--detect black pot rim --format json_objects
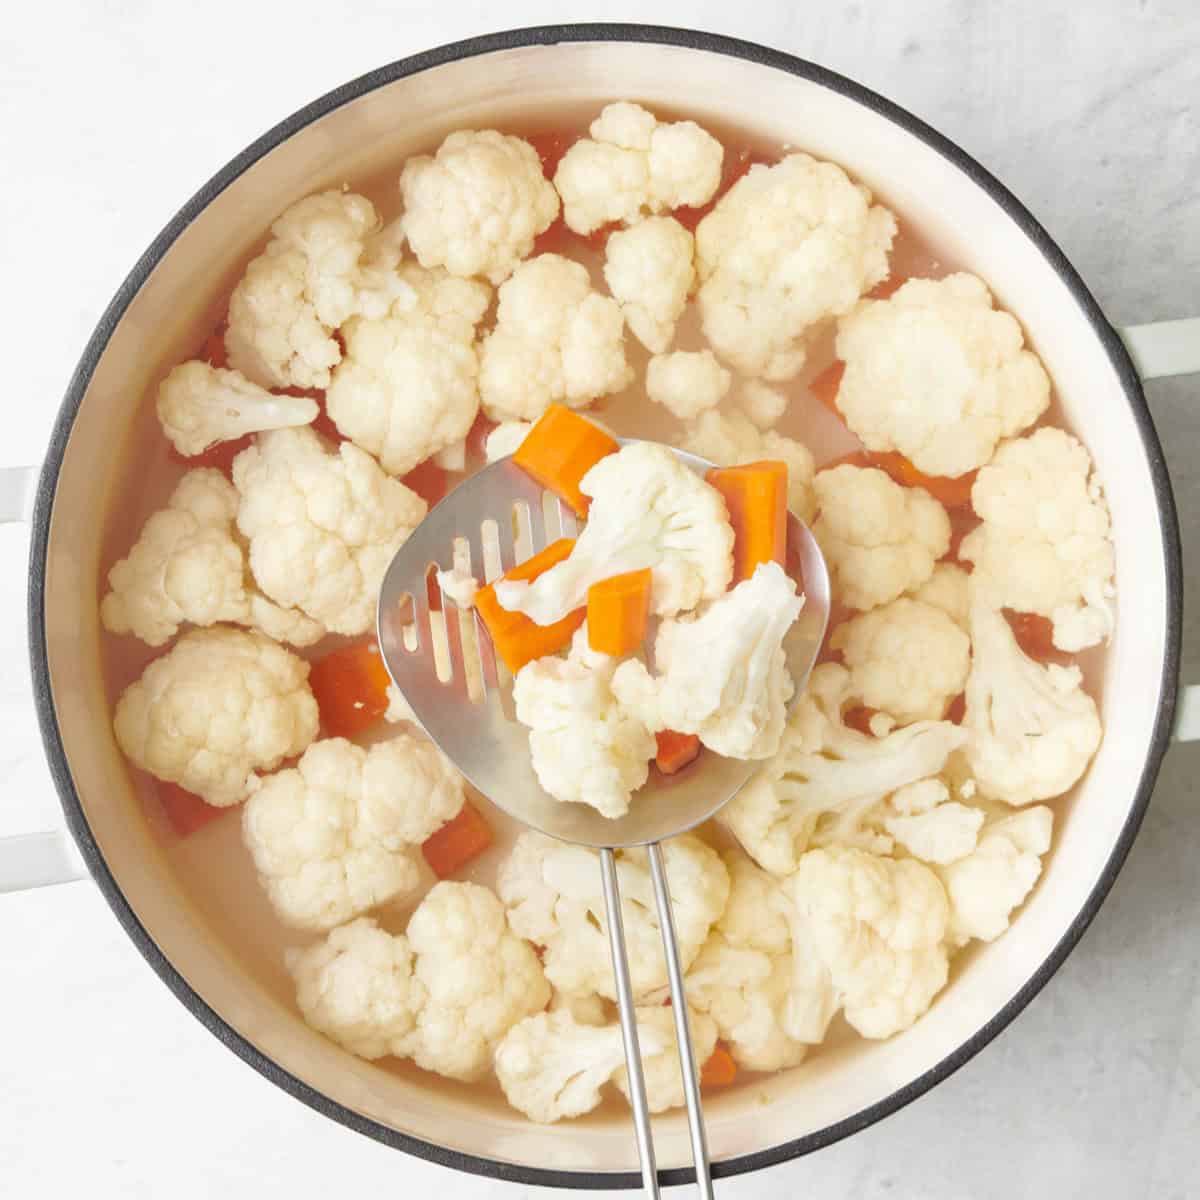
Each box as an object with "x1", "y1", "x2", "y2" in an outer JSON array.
[{"x1": 28, "y1": 22, "x2": 1183, "y2": 1191}]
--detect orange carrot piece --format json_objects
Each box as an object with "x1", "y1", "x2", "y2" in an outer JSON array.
[
  {"x1": 587, "y1": 569, "x2": 652, "y2": 657},
  {"x1": 422, "y1": 800, "x2": 494, "y2": 879},
  {"x1": 843, "y1": 705, "x2": 881, "y2": 737},
  {"x1": 810, "y1": 361, "x2": 846, "y2": 417},
  {"x1": 655, "y1": 730, "x2": 701, "y2": 775},
  {"x1": 401, "y1": 459, "x2": 449, "y2": 507},
  {"x1": 309, "y1": 639, "x2": 393, "y2": 738},
  {"x1": 475, "y1": 538, "x2": 587, "y2": 673},
  {"x1": 700, "y1": 1045, "x2": 738, "y2": 1089},
  {"x1": 512, "y1": 404, "x2": 619, "y2": 517},
  {"x1": 1003, "y1": 610, "x2": 1071, "y2": 665},
  {"x1": 159, "y1": 781, "x2": 227, "y2": 837},
  {"x1": 868, "y1": 451, "x2": 977, "y2": 510},
  {"x1": 706, "y1": 461, "x2": 789, "y2": 584},
  {"x1": 945, "y1": 693, "x2": 966, "y2": 725}
]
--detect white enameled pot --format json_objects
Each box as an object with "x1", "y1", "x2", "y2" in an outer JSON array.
[{"x1": 3, "y1": 25, "x2": 1198, "y2": 1190}]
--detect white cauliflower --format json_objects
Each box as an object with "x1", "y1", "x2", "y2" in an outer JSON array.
[
  {"x1": 814, "y1": 464, "x2": 950, "y2": 610},
  {"x1": 961, "y1": 428, "x2": 1115, "y2": 651},
  {"x1": 833, "y1": 274, "x2": 1051, "y2": 477},
  {"x1": 155, "y1": 360, "x2": 317, "y2": 456},
  {"x1": 326, "y1": 263, "x2": 491, "y2": 475},
  {"x1": 498, "y1": 831, "x2": 729, "y2": 1001},
  {"x1": 225, "y1": 191, "x2": 406, "y2": 389},
  {"x1": 495, "y1": 442, "x2": 733, "y2": 625},
  {"x1": 287, "y1": 917, "x2": 425, "y2": 1060},
  {"x1": 113, "y1": 627, "x2": 319, "y2": 807},
  {"x1": 435, "y1": 564, "x2": 478, "y2": 609},
  {"x1": 682, "y1": 409, "x2": 816, "y2": 523},
  {"x1": 937, "y1": 806, "x2": 1054, "y2": 943},
  {"x1": 602, "y1": 216, "x2": 695, "y2": 353},
  {"x1": 832, "y1": 597, "x2": 970, "y2": 722},
  {"x1": 695, "y1": 154, "x2": 896, "y2": 380},
  {"x1": 910, "y1": 562, "x2": 971, "y2": 629},
  {"x1": 405, "y1": 881, "x2": 550, "y2": 1081},
  {"x1": 737, "y1": 380, "x2": 789, "y2": 430},
  {"x1": 611, "y1": 560, "x2": 803, "y2": 760},
  {"x1": 962, "y1": 596, "x2": 1102, "y2": 806},
  {"x1": 613, "y1": 1005, "x2": 719, "y2": 1114},
  {"x1": 883, "y1": 801, "x2": 984, "y2": 866},
  {"x1": 101, "y1": 469, "x2": 323, "y2": 647},
  {"x1": 646, "y1": 349, "x2": 731, "y2": 420},
  {"x1": 478, "y1": 254, "x2": 633, "y2": 421},
  {"x1": 399, "y1": 129, "x2": 559, "y2": 284},
  {"x1": 513, "y1": 638, "x2": 654, "y2": 819},
  {"x1": 484, "y1": 420, "x2": 533, "y2": 462},
  {"x1": 243, "y1": 734, "x2": 464, "y2": 930},
  {"x1": 721, "y1": 663, "x2": 966, "y2": 875},
  {"x1": 232, "y1": 427, "x2": 426, "y2": 635},
  {"x1": 554, "y1": 102, "x2": 723, "y2": 235},
  {"x1": 783, "y1": 845, "x2": 950, "y2": 1039}
]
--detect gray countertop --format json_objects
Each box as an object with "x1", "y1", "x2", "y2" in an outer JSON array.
[{"x1": 1, "y1": 1, "x2": 1196, "y2": 1196}]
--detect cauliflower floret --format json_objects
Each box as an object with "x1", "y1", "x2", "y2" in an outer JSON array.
[
  {"x1": 611, "y1": 560, "x2": 803, "y2": 760},
  {"x1": 479, "y1": 254, "x2": 633, "y2": 421},
  {"x1": 963, "y1": 595, "x2": 1102, "y2": 806},
  {"x1": 721, "y1": 663, "x2": 966, "y2": 875},
  {"x1": 961, "y1": 428, "x2": 1115, "y2": 650},
  {"x1": 225, "y1": 191, "x2": 406, "y2": 389},
  {"x1": 737, "y1": 380, "x2": 789, "y2": 430},
  {"x1": 435, "y1": 564, "x2": 478, "y2": 609},
  {"x1": 155, "y1": 360, "x2": 318, "y2": 457},
  {"x1": 326, "y1": 263, "x2": 491, "y2": 475},
  {"x1": 405, "y1": 881, "x2": 550, "y2": 1081},
  {"x1": 484, "y1": 420, "x2": 533, "y2": 462},
  {"x1": 613, "y1": 1005, "x2": 719, "y2": 1114},
  {"x1": 498, "y1": 831, "x2": 729, "y2": 1001},
  {"x1": 513, "y1": 645, "x2": 655, "y2": 820},
  {"x1": 232, "y1": 427, "x2": 426, "y2": 635},
  {"x1": 889, "y1": 777, "x2": 950, "y2": 815},
  {"x1": 603, "y1": 216, "x2": 695, "y2": 353},
  {"x1": 832, "y1": 597, "x2": 970, "y2": 722},
  {"x1": 113, "y1": 627, "x2": 318, "y2": 807},
  {"x1": 399, "y1": 130, "x2": 559, "y2": 285},
  {"x1": 554, "y1": 102, "x2": 723, "y2": 235},
  {"x1": 682, "y1": 409, "x2": 816, "y2": 523},
  {"x1": 814, "y1": 464, "x2": 950, "y2": 610},
  {"x1": 286, "y1": 917, "x2": 425, "y2": 1060},
  {"x1": 833, "y1": 274, "x2": 1051, "y2": 477},
  {"x1": 783, "y1": 845, "x2": 950, "y2": 1039},
  {"x1": 495, "y1": 442, "x2": 733, "y2": 625},
  {"x1": 695, "y1": 154, "x2": 896, "y2": 380},
  {"x1": 937, "y1": 806, "x2": 1054, "y2": 944},
  {"x1": 909, "y1": 562, "x2": 970, "y2": 629},
  {"x1": 101, "y1": 469, "x2": 323, "y2": 647},
  {"x1": 646, "y1": 349, "x2": 731, "y2": 420},
  {"x1": 243, "y1": 734, "x2": 464, "y2": 930},
  {"x1": 883, "y1": 801, "x2": 984, "y2": 866},
  {"x1": 549, "y1": 989, "x2": 611, "y2": 1026}
]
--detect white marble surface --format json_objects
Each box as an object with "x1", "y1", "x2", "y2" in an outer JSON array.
[{"x1": 2, "y1": 1, "x2": 1198, "y2": 1196}]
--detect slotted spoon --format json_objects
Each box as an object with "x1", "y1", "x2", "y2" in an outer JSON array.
[{"x1": 377, "y1": 442, "x2": 830, "y2": 1198}]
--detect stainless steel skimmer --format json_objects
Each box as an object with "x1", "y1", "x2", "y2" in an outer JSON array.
[{"x1": 377, "y1": 442, "x2": 831, "y2": 1197}]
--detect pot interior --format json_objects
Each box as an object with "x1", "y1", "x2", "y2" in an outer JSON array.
[{"x1": 40, "y1": 36, "x2": 1172, "y2": 1178}]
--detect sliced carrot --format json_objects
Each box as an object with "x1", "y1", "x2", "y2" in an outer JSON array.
[
  {"x1": 159, "y1": 781, "x2": 227, "y2": 837},
  {"x1": 512, "y1": 404, "x2": 619, "y2": 517},
  {"x1": 422, "y1": 800, "x2": 494, "y2": 879},
  {"x1": 843, "y1": 705, "x2": 881, "y2": 737},
  {"x1": 866, "y1": 274, "x2": 909, "y2": 301},
  {"x1": 401, "y1": 458, "x2": 449, "y2": 507},
  {"x1": 945, "y1": 693, "x2": 966, "y2": 725},
  {"x1": 309, "y1": 639, "x2": 393, "y2": 738},
  {"x1": 1003, "y1": 610, "x2": 1072, "y2": 665},
  {"x1": 475, "y1": 538, "x2": 587, "y2": 673},
  {"x1": 810, "y1": 361, "x2": 846, "y2": 417},
  {"x1": 706, "y1": 461, "x2": 788, "y2": 584},
  {"x1": 587, "y1": 569, "x2": 652, "y2": 657},
  {"x1": 869, "y1": 451, "x2": 977, "y2": 510},
  {"x1": 655, "y1": 730, "x2": 701, "y2": 775},
  {"x1": 700, "y1": 1045, "x2": 738, "y2": 1089}
]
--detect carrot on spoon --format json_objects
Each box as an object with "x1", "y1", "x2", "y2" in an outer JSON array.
[
  {"x1": 587, "y1": 569, "x2": 652, "y2": 657},
  {"x1": 422, "y1": 800, "x2": 494, "y2": 879},
  {"x1": 655, "y1": 730, "x2": 701, "y2": 775},
  {"x1": 309, "y1": 639, "x2": 394, "y2": 737},
  {"x1": 706, "y1": 460, "x2": 788, "y2": 584},
  {"x1": 512, "y1": 404, "x2": 619, "y2": 517}
]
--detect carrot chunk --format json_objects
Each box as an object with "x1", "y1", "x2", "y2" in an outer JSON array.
[
  {"x1": 810, "y1": 361, "x2": 846, "y2": 417},
  {"x1": 401, "y1": 458, "x2": 449, "y2": 507},
  {"x1": 512, "y1": 404, "x2": 619, "y2": 517},
  {"x1": 655, "y1": 730, "x2": 701, "y2": 775},
  {"x1": 700, "y1": 1044, "x2": 738, "y2": 1089},
  {"x1": 1003, "y1": 610, "x2": 1071, "y2": 664},
  {"x1": 945, "y1": 693, "x2": 966, "y2": 725},
  {"x1": 422, "y1": 800, "x2": 494, "y2": 879},
  {"x1": 706, "y1": 461, "x2": 788, "y2": 584},
  {"x1": 159, "y1": 782, "x2": 227, "y2": 837},
  {"x1": 587, "y1": 569, "x2": 652, "y2": 657},
  {"x1": 309, "y1": 639, "x2": 393, "y2": 738},
  {"x1": 475, "y1": 538, "x2": 587, "y2": 673},
  {"x1": 868, "y1": 451, "x2": 977, "y2": 510}
]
